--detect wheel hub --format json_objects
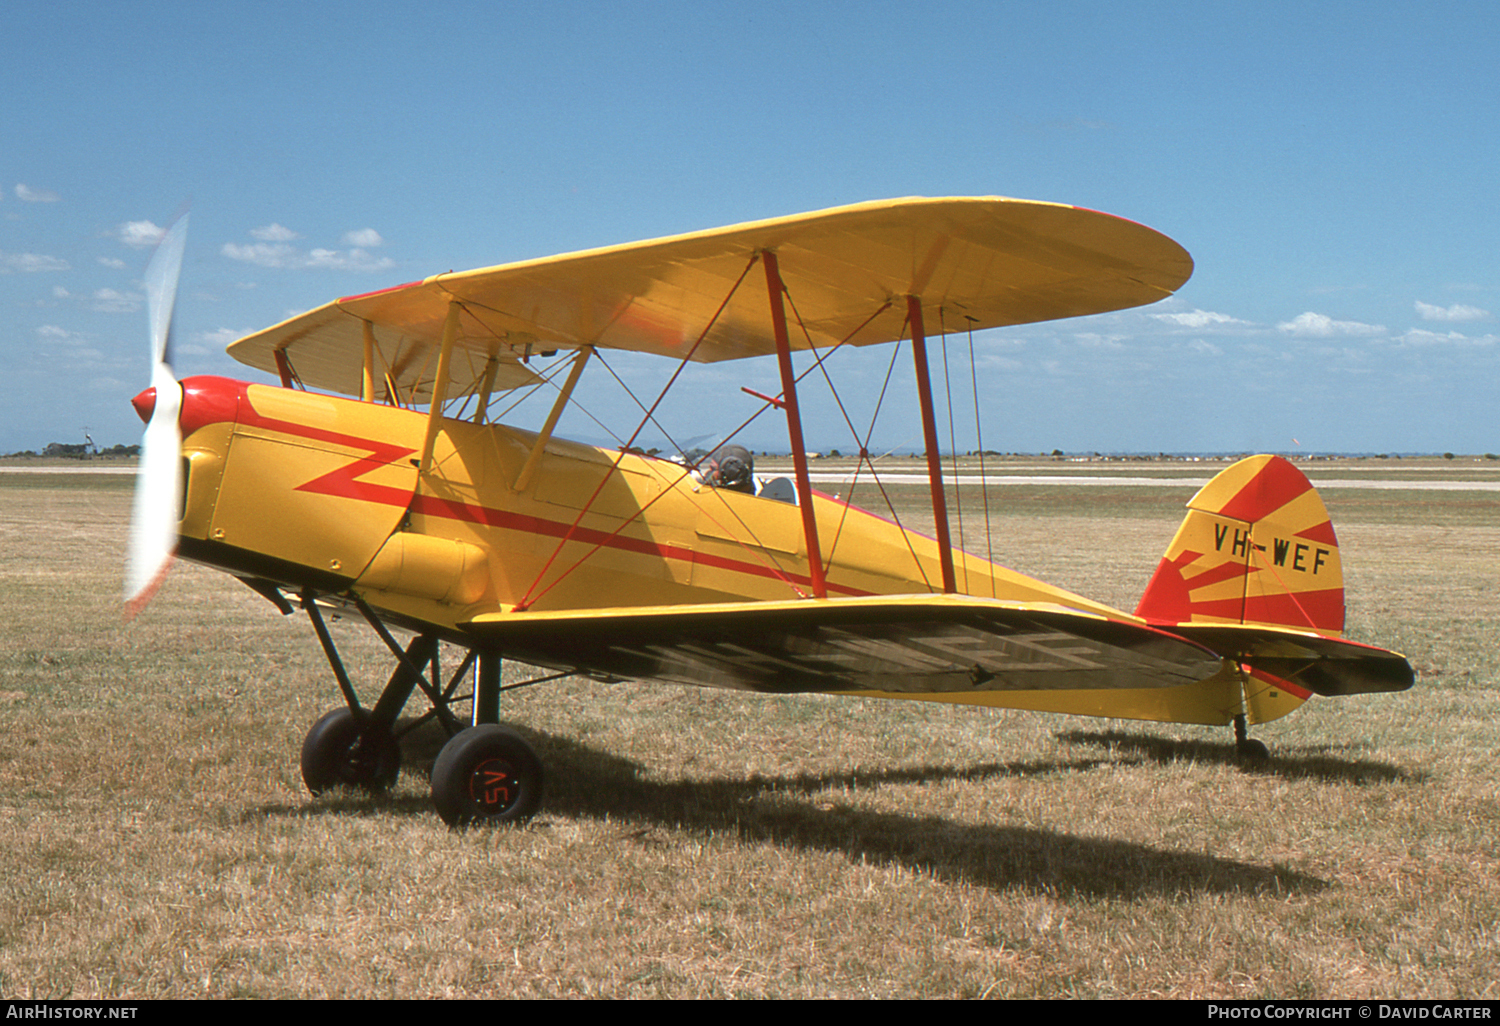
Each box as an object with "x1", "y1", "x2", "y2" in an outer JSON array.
[{"x1": 469, "y1": 757, "x2": 521, "y2": 813}]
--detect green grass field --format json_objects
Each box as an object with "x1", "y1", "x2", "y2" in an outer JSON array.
[{"x1": 1, "y1": 466, "x2": 1496, "y2": 998}]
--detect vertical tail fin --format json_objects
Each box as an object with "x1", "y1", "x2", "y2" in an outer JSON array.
[{"x1": 1136, "y1": 455, "x2": 1344, "y2": 634}]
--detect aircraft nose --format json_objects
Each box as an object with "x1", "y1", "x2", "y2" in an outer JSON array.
[{"x1": 131, "y1": 386, "x2": 157, "y2": 424}]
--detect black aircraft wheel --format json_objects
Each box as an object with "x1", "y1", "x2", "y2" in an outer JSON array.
[
  {"x1": 430, "y1": 725, "x2": 544, "y2": 827},
  {"x1": 300, "y1": 708, "x2": 402, "y2": 795}
]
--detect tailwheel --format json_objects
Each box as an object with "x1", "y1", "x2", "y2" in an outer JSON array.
[
  {"x1": 1233, "y1": 713, "x2": 1271, "y2": 766},
  {"x1": 430, "y1": 725, "x2": 544, "y2": 827},
  {"x1": 301, "y1": 708, "x2": 402, "y2": 795}
]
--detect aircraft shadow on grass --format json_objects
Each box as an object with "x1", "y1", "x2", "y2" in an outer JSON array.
[
  {"x1": 255, "y1": 721, "x2": 1332, "y2": 900},
  {"x1": 1057, "y1": 729, "x2": 1420, "y2": 785}
]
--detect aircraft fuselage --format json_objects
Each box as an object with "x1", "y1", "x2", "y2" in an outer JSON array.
[
  {"x1": 170, "y1": 375, "x2": 1115, "y2": 627},
  {"x1": 157, "y1": 375, "x2": 1285, "y2": 727}
]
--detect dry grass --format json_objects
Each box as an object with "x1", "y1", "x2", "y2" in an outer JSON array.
[{"x1": 1, "y1": 466, "x2": 1497, "y2": 998}]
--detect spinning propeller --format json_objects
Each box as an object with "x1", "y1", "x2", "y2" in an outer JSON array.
[{"x1": 124, "y1": 214, "x2": 188, "y2": 619}]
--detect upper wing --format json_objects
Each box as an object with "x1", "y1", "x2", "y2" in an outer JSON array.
[
  {"x1": 462, "y1": 593, "x2": 1222, "y2": 696},
  {"x1": 226, "y1": 196, "x2": 1192, "y2": 400},
  {"x1": 221, "y1": 297, "x2": 546, "y2": 405}
]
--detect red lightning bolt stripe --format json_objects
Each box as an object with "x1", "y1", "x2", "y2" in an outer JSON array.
[{"x1": 180, "y1": 377, "x2": 865, "y2": 596}]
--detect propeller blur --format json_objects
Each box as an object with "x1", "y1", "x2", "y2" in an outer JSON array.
[{"x1": 124, "y1": 214, "x2": 188, "y2": 619}]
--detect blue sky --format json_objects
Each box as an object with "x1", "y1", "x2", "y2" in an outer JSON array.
[{"x1": 4, "y1": 1, "x2": 1496, "y2": 455}]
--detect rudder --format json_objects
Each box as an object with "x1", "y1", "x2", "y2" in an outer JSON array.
[{"x1": 1136, "y1": 455, "x2": 1344, "y2": 634}]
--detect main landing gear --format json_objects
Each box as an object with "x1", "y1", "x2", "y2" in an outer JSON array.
[
  {"x1": 300, "y1": 707, "x2": 401, "y2": 794},
  {"x1": 293, "y1": 590, "x2": 548, "y2": 826}
]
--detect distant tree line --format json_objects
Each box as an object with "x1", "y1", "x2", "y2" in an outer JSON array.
[{"x1": 3, "y1": 443, "x2": 140, "y2": 459}]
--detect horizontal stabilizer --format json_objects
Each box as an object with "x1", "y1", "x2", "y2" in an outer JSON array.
[
  {"x1": 463, "y1": 594, "x2": 1222, "y2": 697},
  {"x1": 1162, "y1": 623, "x2": 1414, "y2": 696}
]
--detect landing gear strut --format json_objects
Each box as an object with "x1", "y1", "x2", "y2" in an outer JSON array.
[{"x1": 293, "y1": 590, "x2": 546, "y2": 825}]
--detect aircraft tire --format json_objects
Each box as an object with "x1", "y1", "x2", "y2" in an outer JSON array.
[
  {"x1": 431, "y1": 725, "x2": 544, "y2": 827},
  {"x1": 300, "y1": 707, "x2": 402, "y2": 795}
]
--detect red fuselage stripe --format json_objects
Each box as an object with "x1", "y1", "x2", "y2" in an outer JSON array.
[
  {"x1": 182, "y1": 376, "x2": 870, "y2": 598},
  {"x1": 410, "y1": 492, "x2": 867, "y2": 596}
]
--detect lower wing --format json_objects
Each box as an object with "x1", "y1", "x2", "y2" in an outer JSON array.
[{"x1": 463, "y1": 594, "x2": 1224, "y2": 696}]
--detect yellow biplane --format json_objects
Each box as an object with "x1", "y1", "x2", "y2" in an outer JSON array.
[{"x1": 126, "y1": 197, "x2": 1413, "y2": 826}]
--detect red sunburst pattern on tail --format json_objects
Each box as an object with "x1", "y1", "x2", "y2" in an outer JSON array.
[{"x1": 1135, "y1": 455, "x2": 1344, "y2": 633}]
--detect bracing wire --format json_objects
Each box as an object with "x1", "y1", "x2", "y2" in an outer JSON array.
[
  {"x1": 967, "y1": 318, "x2": 996, "y2": 594},
  {"x1": 515, "y1": 253, "x2": 760, "y2": 610},
  {"x1": 939, "y1": 311, "x2": 967, "y2": 593},
  {"x1": 779, "y1": 293, "x2": 934, "y2": 591}
]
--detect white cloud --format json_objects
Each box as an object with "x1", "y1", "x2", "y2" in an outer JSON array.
[
  {"x1": 1276, "y1": 311, "x2": 1386, "y2": 337},
  {"x1": 15, "y1": 184, "x2": 60, "y2": 202},
  {"x1": 35, "y1": 327, "x2": 106, "y2": 364},
  {"x1": 974, "y1": 353, "x2": 1024, "y2": 372},
  {"x1": 250, "y1": 223, "x2": 300, "y2": 242},
  {"x1": 97, "y1": 256, "x2": 126, "y2": 269},
  {"x1": 91, "y1": 287, "x2": 140, "y2": 313},
  {"x1": 307, "y1": 247, "x2": 394, "y2": 271},
  {"x1": 1151, "y1": 308, "x2": 1249, "y2": 328},
  {"x1": 1415, "y1": 300, "x2": 1489, "y2": 322},
  {"x1": 222, "y1": 237, "x2": 394, "y2": 272},
  {"x1": 198, "y1": 327, "x2": 246, "y2": 348},
  {"x1": 115, "y1": 220, "x2": 165, "y2": 248},
  {"x1": 342, "y1": 228, "x2": 384, "y2": 247},
  {"x1": 1395, "y1": 328, "x2": 1498, "y2": 349},
  {"x1": 0, "y1": 251, "x2": 69, "y2": 272},
  {"x1": 221, "y1": 241, "x2": 298, "y2": 267}
]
